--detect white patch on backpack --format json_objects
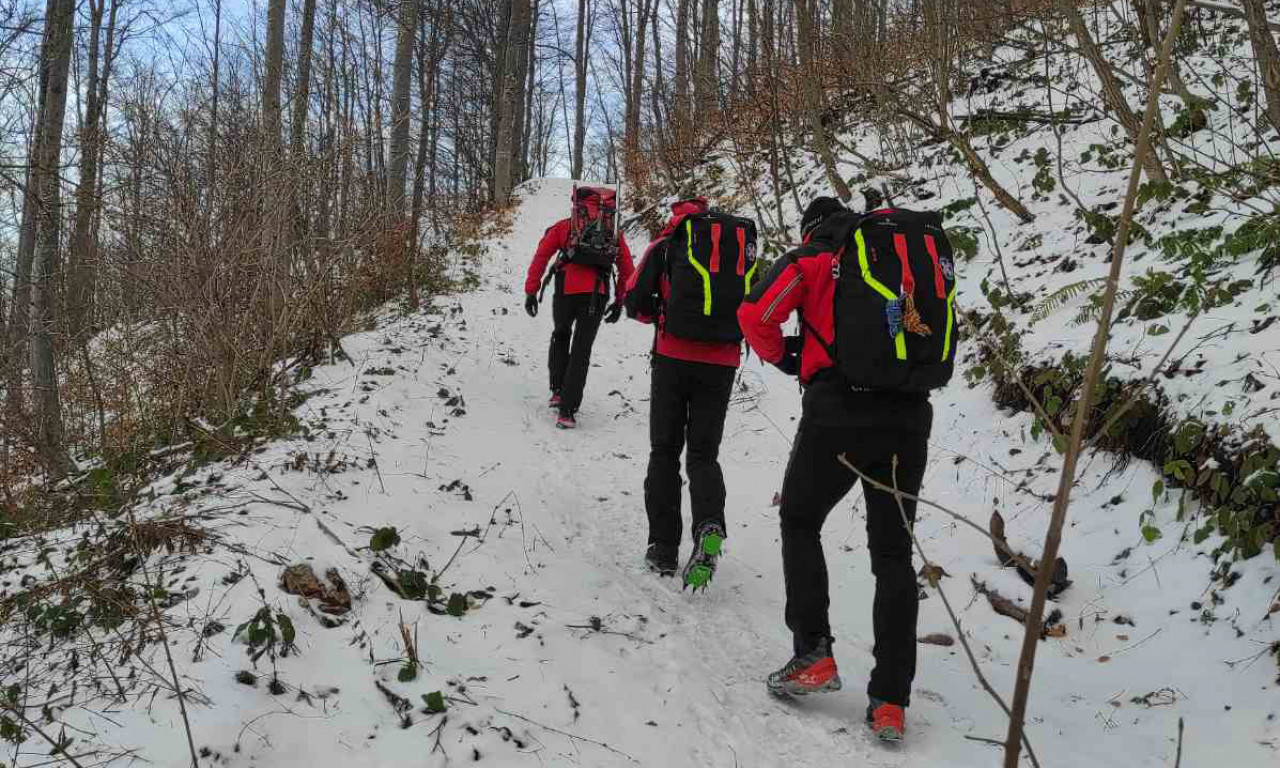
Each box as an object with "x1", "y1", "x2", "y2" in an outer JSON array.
[{"x1": 939, "y1": 256, "x2": 955, "y2": 280}]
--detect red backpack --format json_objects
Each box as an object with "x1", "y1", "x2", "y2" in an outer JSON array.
[{"x1": 567, "y1": 185, "x2": 618, "y2": 268}]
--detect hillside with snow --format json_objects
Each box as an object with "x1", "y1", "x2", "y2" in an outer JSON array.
[{"x1": 2, "y1": 177, "x2": 1275, "y2": 768}]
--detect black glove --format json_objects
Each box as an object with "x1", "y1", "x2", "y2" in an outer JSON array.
[
  {"x1": 524, "y1": 294, "x2": 539, "y2": 318},
  {"x1": 604, "y1": 301, "x2": 623, "y2": 324},
  {"x1": 773, "y1": 351, "x2": 800, "y2": 377}
]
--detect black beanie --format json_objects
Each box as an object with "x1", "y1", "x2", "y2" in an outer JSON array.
[{"x1": 800, "y1": 196, "x2": 847, "y2": 240}]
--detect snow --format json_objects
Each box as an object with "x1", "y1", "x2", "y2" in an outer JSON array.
[
  {"x1": 672, "y1": 7, "x2": 1280, "y2": 446},
  {"x1": 3, "y1": 177, "x2": 1276, "y2": 768}
]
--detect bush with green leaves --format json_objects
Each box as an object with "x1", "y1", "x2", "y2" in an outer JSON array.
[{"x1": 234, "y1": 606, "x2": 298, "y2": 664}]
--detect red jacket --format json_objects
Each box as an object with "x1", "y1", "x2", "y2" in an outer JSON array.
[
  {"x1": 624, "y1": 198, "x2": 741, "y2": 368},
  {"x1": 738, "y1": 213, "x2": 865, "y2": 383},
  {"x1": 524, "y1": 218, "x2": 634, "y2": 300}
]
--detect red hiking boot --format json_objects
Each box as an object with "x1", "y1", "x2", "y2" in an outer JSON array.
[
  {"x1": 548, "y1": 392, "x2": 562, "y2": 409},
  {"x1": 866, "y1": 700, "x2": 906, "y2": 743},
  {"x1": 555, "y1": 412, "x2": 577, "y2": 430},
  {"x1": 766, "y1": 640, "x2": 841, "y2": 697}
]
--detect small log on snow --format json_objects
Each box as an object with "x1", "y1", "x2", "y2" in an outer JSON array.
[
  {"x1": 955, "y1": 108, "x2": 1101, "y2": 126},
  {"x1": 989, "y1": 511, "x2": 1073, "y2": 599},
  {"x1": 971, "y1": 575, "x2": 1066, "y2": 639}
]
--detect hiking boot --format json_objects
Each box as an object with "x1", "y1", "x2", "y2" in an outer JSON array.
[
  {"x1": 555, "y1": 411, "x2": 577, "y2": 429},
  {"x1": 766, "y1": 639, "x2": 841, "y2": 697},
  {"x1": 866, "y1": 699, "x2": 906, "y2": 743},
  {"x1": 683, "y1": 522, "x2": 725, "y2": 592},
  {"x1": 645, "y1": 544, "x2": 678, "y2": 577},
  {"x1": 548, "y1": 391, "x2": 562, "y2": 409}
]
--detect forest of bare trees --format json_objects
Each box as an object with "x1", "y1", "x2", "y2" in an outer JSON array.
[{"x1": 2, "y1": 0, "x2": 1278, "y2": 499}]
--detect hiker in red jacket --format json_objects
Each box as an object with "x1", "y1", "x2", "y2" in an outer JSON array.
[
  {"x1": 624, "y1": 197, "x2": 759, "y2": 589},
  {"x1": 737, "y1": 196, "x2": 938, "y2": 743},
  {"x1": 524, "y1": 188, "x2": 634, "y2": 429}
]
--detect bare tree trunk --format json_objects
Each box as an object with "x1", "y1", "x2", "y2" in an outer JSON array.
[
  {"x1": 264, "y1": 0, "x2": 286, "y2": 142},
  {"x1": 411, "y1": 5, "x2": 454, "y2": 307},
  {"x1": 31, "y1": 0, "x2": 76, "y2": 477},
  {"x1": 832, "y1": 0, "x2": 855, "y2": 72},
  {"x1": 627, "y1": 0, "x2": 655, "y2": 177},
  {"x1": 1001, "y1": 4, "x2": 1189, "y2": 766},
  {"x1": 674, "y1": 0, "x2": 691, "y2": 109},
  {"x1": 1136, "y1": 0, "x2": 1194, "y2": 104},
  {"x1": 388, "y1": 0, "x2": 418, "y2": 212},
  {"x1": 7, "y1": 1, "x2": 54, "y2": 425},
  {"x1": 793, "y1": 0, "x2": 851, "y2": 200},
  {"x1": 291, "y1": 0, "x2": 318, "y2": 157},
  {"x1": 511, "y1": 0, "x2": 536, "y2": 188},
  {"x1": 494, "y1": 0, "x2": 531, "y2": 205},
  {"x1": 519, "y1": 0, "x2": 540, "y2": 181},
  {"x1": 695, "y1": 0, "x2": 720, "y2": 115},
  {"x1": 1242, "y1": 0, "x2": 1280, "y2": 134},
  {"x1": 1063, "y1": 2, "x2": 1167, "y2": 184},
  {"x1": 68, "y1": 0, "x2": 119, "y2": 340},
  {"x1": 205, "y1": 0, "x2": 222, "y2": 241},
  {"x1": 571, "y1": 0, "x2": 590, "y2": 179}
]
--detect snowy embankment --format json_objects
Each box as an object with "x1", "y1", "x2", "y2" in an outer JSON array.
[{"x1": 2, "y1": 178, "x2": 1276, "y2": 768}]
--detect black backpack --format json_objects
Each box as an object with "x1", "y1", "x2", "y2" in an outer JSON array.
[
  {"x1": 663, "y1": 212, "x2": 759, "y2": 344},
  {"x1": 804, "y1": 208, "x2": 959, "y2": 392}
]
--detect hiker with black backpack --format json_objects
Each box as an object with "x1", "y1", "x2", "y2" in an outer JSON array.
[
  {"x1": 524, "y1": 186, "x2": 634, "y2": 429},
  {"x1": 737, "y1": 192, "x2": 959, "y2": 744},
  {"x1": 623, "y1": 197, "x2": 759, "y2": 590}
]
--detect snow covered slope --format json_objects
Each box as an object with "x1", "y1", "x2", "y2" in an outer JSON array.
[{"x1": 3, "y1": 178, "x2": 1277, "y2": 768}]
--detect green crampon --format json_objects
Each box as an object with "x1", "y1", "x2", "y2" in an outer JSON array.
[{"x1": 683, "y1": 532, "x2": 724, "y2": 591}]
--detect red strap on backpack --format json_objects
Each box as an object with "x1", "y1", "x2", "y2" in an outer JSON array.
[
  {"x1": 924, "y1": 234, "x2": 946, "y2": 299},
  {"x1": 736, "y1": 227, "x2": 747, "y2": 276},
  {"x1": 892, "y1": 233, "x2": 915, "y2": 296},
  {"x1": 710, "y1": 223, "x2": 722, "y2": 273}
]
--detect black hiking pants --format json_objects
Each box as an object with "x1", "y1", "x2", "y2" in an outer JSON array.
[
  {"x1": 645, "y1": 355, "x2": 737, "y2": 548},
  {"x1": 779, "y1": 373, "x2": 932, "y2": 707},
  {"x1": 548, "y1": 288, "x2": 605, "y2": 414}
]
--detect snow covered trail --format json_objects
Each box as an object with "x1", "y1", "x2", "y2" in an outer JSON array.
[
  {"x1": 25, "y1": 178, "x2": 1275, "y2": 768},
  {"x1": 271, "y1": 177, "x2": 1270, "y2": 768}
]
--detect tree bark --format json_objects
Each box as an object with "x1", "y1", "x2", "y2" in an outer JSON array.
[
  {"x1": 31, "y1": 0, "x2": 76, "y2": 477},
  {"x1": 694, "y1": 0, "x2": 720, "y2": 115},
  {"x1": 388, "y1": 0, "x2": 418, "y2": 212},
  {"x1": 1242, "y1": 0, "x2": 1280, "y2": 134},
  {"x1": 494, "y1": 0, "x2": 531, "y2": 205},
  {"x1": 511, "y1": 0, "x2": 536, "y2": 188},
  {"x1": 291, "y1": 0, "x2": 318, "y2": 157},
  {"x1": 793, "y1": 0, "x2": 851, "y2": 201},
  {"x1": 626, "y1": 0, "x2": 655, "y2": 177},
  {"x1": 674, "y1": 0, "x2": 691, "y2": 110},
  {"x1": 264, "y1": 0, "x2": 286, "y2": 143},
  {"x1": 571, "y1": 0, "x2": 590, "y2": 178}
]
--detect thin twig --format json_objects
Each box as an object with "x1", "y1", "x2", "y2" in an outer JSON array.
[
  {"x1": 1106, "y1": 627, "x2": 1163, "y2": 658},
  {"x1": 366, "y1": 432, "x2": 386, "y2": 495},
  {"x1": 837, "y1": 455, "x2": 1040, "y2": 578},
  {"x1": 496, "y1": 708, "x2": 639, "y2": 763},
  {"x1": 0, "y1": 702, "x2": 90, "y2": 768},
  {"x1": 1088, "y1": 309, "x2": 1201, "y2": 448},
  {"x1": 1174, "y1": 717, "x2": 1184, "y2": 768},
  {"x1": 564, "y1": 624, "x2": 653, "y2": 645}
]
